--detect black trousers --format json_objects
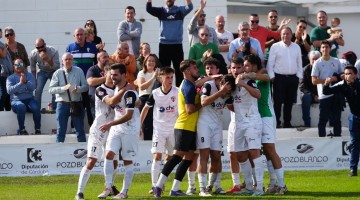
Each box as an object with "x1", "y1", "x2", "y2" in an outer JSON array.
[
  {"x1": 158, "y1": 43, "x2": 184, "y2": 87},
  {"x1": 273, "y1": 73, "x2": 299, "y2": 127}
]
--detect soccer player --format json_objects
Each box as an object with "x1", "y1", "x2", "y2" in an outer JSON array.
[
  {"x1": 196, "y1": 58, "x2": 234, "y2": 196},
  {"x1": 227, "y1": 56, "x2": 264, "y2": 196},
  {"x1": 97, "y1": 64, "x2": 140, "y2": 199},
  {"x1": 75, "y1": 67, "x2": 123, "y2": 200},
  {"x1": 140, "y1": 67, "x2": 179, "y2": 193},
  {"x1": 225, "y1": 58, "x2": 245, "y2": 194},
  {"x1": 243, "y1": 54, "x2": 287, "y2": 195}
]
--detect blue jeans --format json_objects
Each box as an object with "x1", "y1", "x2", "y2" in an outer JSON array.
[
  {"x1": 318, "y1": 96, "x2": 342, "y2": 137},
  {"x1": 349, "y1": 114, "x2": 360, "y2": 171},
  {"x1": 11, "y1": 97, "x2": 41, "y2": 130},
  {"x1": 56, "y1": 102, "x2": 86, "y2": 143},
  {"x1": 301, "y1": 93, "x2": 312, "y2": 127},
  {"x1": 35, "y1": 70, "x2": 56, "y2": 110}
]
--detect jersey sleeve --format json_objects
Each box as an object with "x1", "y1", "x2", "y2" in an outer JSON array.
[
  {"x1": 146, "y1": 93, "x2": 155, "y2": 107},
  {"x1": 247, "y1": 79, "x2": 258, "y2": 89},
  {"x1": 124, "y1": 91, "x2": 137, "y2": 109},
  {"x1": 95, "y1": 86, "x2": 109, "y2": 102},
  {"x1": 200, "y1": 83, "x2": 212, "y2": 96}
]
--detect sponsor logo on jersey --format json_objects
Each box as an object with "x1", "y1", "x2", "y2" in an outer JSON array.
[
  {"x1": 114, "y1": 105, "x2": 124, "y2": 112},
  {"x1": 159, "y1": 105, "x2": 176, "y2": 113},
  {"x1": 234, "y1": 95, "x2": 241, "y2": 103}
]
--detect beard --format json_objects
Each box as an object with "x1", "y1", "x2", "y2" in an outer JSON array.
[{"x1": 166, "y1": 0, "x2": 174, "y2": 7}]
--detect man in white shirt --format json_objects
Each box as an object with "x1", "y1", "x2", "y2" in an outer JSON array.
[
  {"x1": 267, "y1": 27, "x2": 302, "y2": 128},
  {"x1": 215, "y1": 15, "x2": 234, "y2": 65}
]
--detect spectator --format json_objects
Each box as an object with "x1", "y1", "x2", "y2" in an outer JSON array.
[
  {"x1": 4, "y1": 27, "x2": 30, "y2": 67},
  {"x1": 29, "y1": 38, "x2": 60, "y2": 111},
  {"x1": 137, "y1": 54, "x2": 160, "y2": 140},
  {"x1": 187, "y1": 0, "x2": 218, "y2": 47},
  {"x1": 310, "y1": 10, "x2": 344, "y2": 58},
  {"x1": 311, "y1": 40, "x2": 343, "y2": 137},
  {"x1": 86, "y1": 51, "x2": 110, "y2": 120},
  {"x1": 6, "y1": 58, "x2": 41, "y2": 135},
  {"x1": 136, "y1": 42, "x2": 151, "y2": 73},
  {"x1": 146, "y1": 0, "x2": 193, "y2": 87},
  {"x1": 355, "y1": 59, "x2": 360, "y2": 78},
  {"x1": 84, "y1": 19, "x2": 103, "y2": 45},
  {"x1": 188, "y1": 27, "x2": 219, "y2": 76},
  {"x1": 228, "y1": 21, "x2": 263, "y2": 62},
  {"x1": 117, "y1": 6, "x2": 142, "y2": 58},
  {"x1": 264, "y1": 10, "x2": 280, "y2": 66},
  {"x1": 292, "y1": 20, "x2": 311, "y2": 67},
  {"x1": 248, "y1": 14, "x2": 290, "y2": 54},
  {"x1": 49, "y1": 53, "x2": 89, "y2": 143},
  {"x1": 109, "y1": 42, "x2": 137, "y2": 85},
  {"x1": 323, "y1": 65, "x2": 360, "y2": 177},
  {"x1": 267, "y1": 27, "x2": 302, "y2": 128},
  {"x1": 214, "y1": 15, "x2": 234, "y2": 65},
  {"x1": 66, "y1": 28, "x2": 97, "y2": 126},
  {"x1": 340, "y1": 51, "x2": 357, "y2": 69},
  {"x1": 84, "y1": 27, "x2": 104, "y2": 52},
  {"x1": 0, "y1": 27, "x2": 13, "y2": 111},
  {"x1": 300, "y1": 50, "x2": 321, "y2": 127}
]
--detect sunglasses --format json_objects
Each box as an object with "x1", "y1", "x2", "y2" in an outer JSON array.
[
  {"x1": 5, "y1": 33, "x2": 14, "y2": 37},
  {"x1": 251, "y1": 20, "x2": 259, "y2": 24},
  {"x1": 14, "y1": 63, "x2": 24, "y2": 67},
  {"x1": 200, "y1": 14, "x2": 206, "y2": 18},
  {"x1": 86, "y1": 22, "x2": 94, "y2": 26},
  {"x1": 36, "y1": 45, "x2": 45, "y2": 50},
  {"x1": 299, "y1": 26, "x2": 306, "y2": 30},
  {"x1": 200, "y1": 33, "x2": 209, "y2": 37},
  {"x1": 270, "y1": 16, "x2": 278, "y2": 19}
]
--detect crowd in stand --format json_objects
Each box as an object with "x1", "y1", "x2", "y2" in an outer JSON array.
[{"x1": 1, "y1": 0, "x2": 360, "y2": 199}]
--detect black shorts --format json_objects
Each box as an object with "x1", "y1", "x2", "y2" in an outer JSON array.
[{"x1": 174, "y1": 129, "x2": 196, "y2": 152}]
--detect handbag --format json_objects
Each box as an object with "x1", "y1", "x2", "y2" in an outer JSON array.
[{"x1": 62, "y1": 70, "x2": 82, "y2": 116}]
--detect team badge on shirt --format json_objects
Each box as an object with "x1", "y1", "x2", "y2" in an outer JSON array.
[
  {"x1": 202, "y1": 87, "x2": 208, "y2": 94},
  {"x1": 171, "y1": 96, "x2": 176, "y2": 102}
]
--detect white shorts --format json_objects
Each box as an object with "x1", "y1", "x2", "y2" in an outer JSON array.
[
  {"x1": 233, "y1": 124, "x2": 262, "y2": 152},
  {"x1": 261, "y1": 117, "x2": 276, "y2": 144},
  {"x1": 87, "y1": 129, "x2": 107, "y2": 159},
  {"x1": 227, "y1": 121, "x2": 236, "y2": 152},
  {"x1": 106, "y1": 129, "x2": 139, "y2": 161},
  {"x1": 197, "y1": 119, "x2": 223, "y2": 151},
  {"x1": 151, "y1": 130, "x2": 175, "y2": 155}
]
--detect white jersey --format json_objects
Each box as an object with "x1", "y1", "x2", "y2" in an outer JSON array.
[
  {"x1": 111, "y1": 88, "x2": 140, "y2": 134},
  {"x1": 89, "y1": 84, "x2": 115, "y2": 135},
  {"x1": 146, "y1": 86, "x2": 178, "y2": 133},
  {"x1": 198, "y1": 80, "x2": 231, "y2": 122},
  {"x1": 232, "y1": 79, "x2": 261, "y2": 124}
]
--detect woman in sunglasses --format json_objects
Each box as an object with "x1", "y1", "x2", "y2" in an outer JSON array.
[
  {"x1": 84, "y1": 20, "x2": 103, "y2": 47},
  {"x1": 4, "y1": 27, "x2": 30, "y2": 67}
]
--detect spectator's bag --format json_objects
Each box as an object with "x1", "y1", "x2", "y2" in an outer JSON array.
[{"x1": 63, "y1": 70, "x2": 82, "y2": 116}]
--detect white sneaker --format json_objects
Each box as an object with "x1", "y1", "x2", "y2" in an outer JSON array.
[
  {"x1": 98, "y1": 188, "x2": 113, "y2": 199},
  {"x1": 112, "y1": 192, "x2": 128, "y2": 199},
  {"x1": 186, "y1": 187, "x2": 196, "y2": 195},
  {"x1": 199, "y1": 189, "x2": 212, "y2": 197}
]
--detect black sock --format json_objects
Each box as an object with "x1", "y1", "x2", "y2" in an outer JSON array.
[
  {"x1": 174, "y1": 159, "x2": 193, "y2": 181},
  {"x1": 161, "y1": 154, "x2": 182, "y2": 176}
]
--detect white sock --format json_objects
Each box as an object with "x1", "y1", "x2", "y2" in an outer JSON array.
[
  {"x1": 112, "y1": 167, "x2": 118, "y2": 186},
  {"x1": 121, "y1": 164, "x2": 134, "y2": 195},
  {"x1": 188, "y1": 171, "x2": 196, "y2": 188},
  {"x1": 215, "y1": 173, "x2": 222, "y2": 189},
  {"x1": 208, "y1": 172, "x2": 216, "y2": 187},
  {"x1": 252, "y1": 167, "x2": 257, "y2": 186},
  {"x1": 156, "y1": 173, "x2": 168, "y2": 188},
  {"x1": 151, "y1": 160, "x2": 161, "y2": 187},
  {"x1": 171, "y1": 179, "x2": 181, "y2": 191},
  {"x1": 275, "y1": 168, "x2": 285, "y2": 187},
  {"x1": 77, "y1": 167, "x2": 91, "y2": 193},
  {"x1": 231, "y1": 173, "x2": 240, "y2": 186},
  {"x1": 253, "y1": 157, "x2": 264, "y2": 191},
  {"x1": 104, "y1": 159, "x2": 114, "y2": 189},
  {"x1": 198, "y1": 173, "x2": 207, "y2": 189},
  {"x1": 267, "y1": 160, "x2": 277, "y2": 186},
  {"x1": 239, "y1": 160, "x2": 253, "y2": 190}
]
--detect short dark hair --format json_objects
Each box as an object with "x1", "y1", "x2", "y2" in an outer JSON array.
[
  {"x1": 321, "y1": 40, "x2": 331, "y2": 47},
  {"x1": 160, "y1": 67, "x2": 175, "y2": 76},
  {"x1": 297, "y1": 19, "x2": 308, "y2": 25},
  {"x1": 125, "y1": 6, "x2": 135, "y2": 13},
  {"x1": 180, "y1": 60, "x2": 196, "y2": 73},
  {"x1": 243, "y1": 54, "x2": 262, "y2": 71},
  {"x1": 268, "y1": 10, "x2": 278, "y2": 14},
  {"x1": 318, "y1": 10, "x2": 327, "y2": 16},
  {"x1": 220, "y1": 74, "x2": 236, "y2": 92},
  {"x1": 110, "y1": 63, "x2": 126, "y2": 74},
  {"x1": 203, "y1": 57, "x2": 220, "y2": 69},
  {"x1": 344, "y1": 65, "x2": 358, "y2": 74},
  {"x1": 231, "y1": 57, "x2": 244, "y2": 66},
  {"x1": 250, "y1": 13, "x2": 258, "y2": 17}
]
